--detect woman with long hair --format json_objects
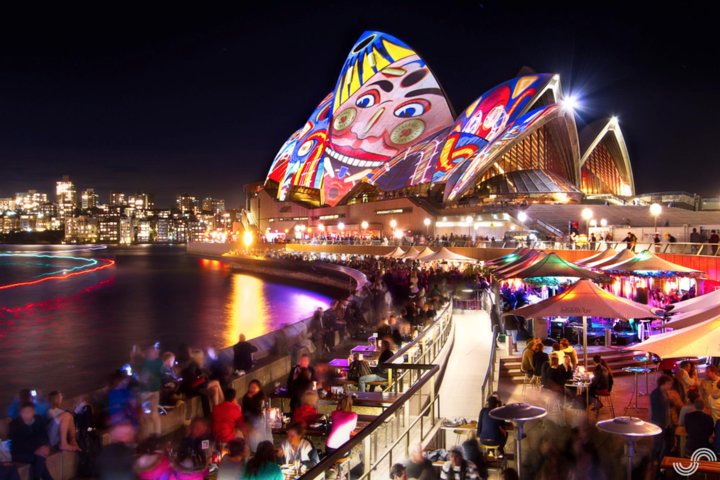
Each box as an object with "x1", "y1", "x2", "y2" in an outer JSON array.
[{"x1": 244, "y1": 440, "x2": 282, "y2": 480}]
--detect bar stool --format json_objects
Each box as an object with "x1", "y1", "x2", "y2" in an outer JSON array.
[
  {"x1": 596, "y1": 390, "x2": 615, "y2": 416},
  {"x1": 480, "y1": 442, "x2": 501, "y2": 459}
]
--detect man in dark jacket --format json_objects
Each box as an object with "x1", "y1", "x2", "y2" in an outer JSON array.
[
  {"x1": 650, "y1": 375, "x2": 674, "y2": 461},
  {"x1": 685, "y1": 399, "x2": 714, "y2": 455},
  {"x1": 8, "y1": 403, "x2": 53, "y2": 480},
  {"x1": 233, "y1": 333, "x2": 258, "y2": 373}
]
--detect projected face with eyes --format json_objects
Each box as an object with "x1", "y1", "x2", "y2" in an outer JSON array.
[{"x1": 327, "y1": 55, "x2": 452, "y2": 170}]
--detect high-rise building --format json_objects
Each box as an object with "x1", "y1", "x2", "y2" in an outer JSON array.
[
  {"x1": 64, "y1": 215, "x2": 98, "y2": 243},
  {"x1": 176, "y1": 194, "x2": 198, "y2": 216},
  {"x1": 14, "y1": 190, "x2": 48, "y2": 213},
  {"x1": 81, "y1": 188, "x2": 99, "y2": 210},
  {"x1": 109, "y1": 192, "x2": 128, "y2": 206},
  {"x1": 201, "y1": 197, "x2": 225, "y2": 215},
  {"x1": 128, "y1": 192, "x2": 153, "y2": 210},
  {"x1": 0, "y1": 198, "x2": 14, "y2": 212},
  {"x1": 56, "y1": 175, "x2": 77, "y2": 221}
]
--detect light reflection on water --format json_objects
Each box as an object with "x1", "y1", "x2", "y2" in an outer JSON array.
[{"x1": 0, "y1": 246, "x2": 333, "y2": 406}]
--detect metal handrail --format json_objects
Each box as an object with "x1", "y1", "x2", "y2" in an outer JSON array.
[
  {"x1": 301, "y1": 364, "x2": 440, "y2": 480},
  {"x1": 387, "y1": 301, "x2": 452, "y2": 364},
  {"x1": 480, "y1": 325, "x2": 499, "y2": 404}
]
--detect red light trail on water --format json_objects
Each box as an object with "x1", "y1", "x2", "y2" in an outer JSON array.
[{"x1": 0, "y1": 258, "x2": 116, "y2": 291}]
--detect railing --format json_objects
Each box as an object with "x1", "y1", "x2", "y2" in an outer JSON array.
[
  {"x1": 480, "y1": 325, "x2": 499, "y2": 404},
  {"x1": 385, "y1": 301, "x2": 453, "y2": 393},
  {"x1": 302, "y1": 364, "x2": 442, "y2": 480}
]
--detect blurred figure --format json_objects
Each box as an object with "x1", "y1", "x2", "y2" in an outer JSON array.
[
  {"x1": 684, "y1": 399, "x2": 714, "y2": 455},
  {"x1": 477, "y1": 396, "x2": 508, "y2": 456},
  {"x1": 326, "y1": 395, "x2": 358, "y2": 455},
  {"x1": 9, "y1": 403, "x2": 54, "y2": 480},
  {"x1": 173, "y1": 443, "x2": 209, "y2": 480},
  {"x1": 244, "y1": 441, "x2": 282, "y2": 480},
  {"x1": 217, "y1": 438, "x2": 248, "y2": 480},
  {"x1": 6, "y1": 389, "x2": 49, "y2": 419},
  {"x1": 242, "y1": 379, "x2": 271, "y2": 452},
  {"x1": 178, "y1": 417, "x2": 213, "y2": 469},
  {"x1": 292, "y1": 390, "x2": 320, "y2": 427},
  {"x1": 358, "y1": 340, "x2": 394, "y2": 392},
  {"x1": 98, "y1": 423, "x2": 136, "y2": 480},
  {"x1": 390, "y1": 463, "x2": 407, "y2": 480},
  {"x1": 404, "y1": 442, "x2": 437, "y2": 480},
  {"x1": 440, "y1": 447, "x2": 479, "y2": 480},
  {"x1": 134, "y1": 435, "x2": 174, "y2": 480},
  {"x1": 287, "y1": 354, "x2": 316, "y2": 412},
  {"x1": 46, "y1": 391, "x2": 80, "y2": 451},
  {"x1": 139, "y1": 344, "x2": 163, "y2": 437}
]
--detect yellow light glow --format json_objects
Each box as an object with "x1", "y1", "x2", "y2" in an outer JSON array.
[
  {"x1": 224, "y1": 274, "x2": 269, "y2": 346},
  {"x1": 243, "y1": 231, "x2": 253, "y2": 248}
]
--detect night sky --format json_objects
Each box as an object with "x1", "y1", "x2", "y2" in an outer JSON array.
[{"x1": 1, "y1": 1, "x2": 718, "y2": 207}]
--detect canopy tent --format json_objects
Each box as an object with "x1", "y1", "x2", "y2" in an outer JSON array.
[
  {"x1": 422, "y1": 247, "x2": 476, "y2": 263},
  {"x1": 492, "y1": 250, "x2": 546, "y2": 276},
  {"x1": 634, "y1": 315, "x2": 720, "y2": 359},
  {"x1": 506, "y1": 279, "x2": 658, "y2": 366},
  {"x1": 400, "y1": 246, "x2": 422, "y2": 259},
  {"x1": 383, "y1": 246, "x2": 406, "y2": 258},
  {"x1": 415, "y1": 247, "x2": 437, "y2": 261},
  {"x1": 498, "y1": 252, "x2": 608, "y2": 282},
  {"x1": 575, "y1": 248, "x2": 619, "y2": 266},
  {"x1": 660, "y1": 288, "x2": 720, "y2": 316},
  {"x1": 486, "y1": 248, "x2": 531, "y2": 267},
  {"x1": 585, "y1": 249, "x2": 636, "y2": 269},
  {"x1": 662, "y1": 303, "x2": 720, "y2": 330},
  {"x1": 602, "y1": 250, "x2": 703, "y2": 277}
]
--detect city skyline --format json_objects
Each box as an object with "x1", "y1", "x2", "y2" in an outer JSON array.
[{"x1": 1, "y1": 1, "x2": 718, "y2": 206}]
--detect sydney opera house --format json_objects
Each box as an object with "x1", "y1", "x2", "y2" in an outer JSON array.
[{"x1": 252, "y1": 31, "x2": 635, "y2": 237}]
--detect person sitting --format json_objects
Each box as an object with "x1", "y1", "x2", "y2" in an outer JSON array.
[
  {"x1": 520, "y1": 342, "x2": 535, "y2": 379},
  {"x1": 233, "y1": 333, "x2": 258, "y2": 374},
  {"x1": 134, "y1": 435, "x2": 174, "y2": 480},
  {"x1": 46, "y1": 391, "x2": 80, "y2": 451},
  {"x1": 173, "y1": 443, "x2": 210, "y2": 480},
  {"x1": 560, "y1": 354, "x2": 574, "y2": 380},
  {"x1": 588, "y1": 355, "x2": 611, "y2": 410},
  {"x1": 278, "y1": 423, "x2": 319, "y2": 468},
  {"x1": 440, "y1": 446, "x2": 480, "y2": 480},
  {"x1": 244, "y1": 441, "x2": 283, "y2": 480},
  {"x1": 359, "y1": 340, "x2": 394, "y2": 392},
  {"x1": 217, "y1": 438, "x2": 248, "y2": 480},
  {"x1": 559, "y1": 338, "x2": 577, "y2": 368},
  {"x1": 291, "y1": 390, "x2": 321, "y2": 427},
  {"x1": 326, "y1": 395, "x2": 358, "y2": 454},
  {"x1": 211, "y1": 388, "x2": 244, "y2": 445},
  {"x1": 684, "y1": 399, "x2": 714, "y2": 455},
  {"x1": 391, "y1": 463, "x2": 408, "y2": 480},
  {"x1": 178, "y1": 417, "x2": 213, "y2": 468},
  {"x1": 159, "y1": 352, "x2": 181, "y2": 406},
  {"x1": 241, "y1": 379, "x2": 271, "y2": 452},
  {"x1": 347, "y1": 353, "x2": 372, "y2": 383},
  {"x1": 9, "y1": 402, "x2": 54, "y2": 480},
  {"x1": 477, "y1": 396, "x2": 509, "y2": 456}
]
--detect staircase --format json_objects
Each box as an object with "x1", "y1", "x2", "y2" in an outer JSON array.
[{"x1": 500, "y1": 346, "x2": 649, "y2": 384}]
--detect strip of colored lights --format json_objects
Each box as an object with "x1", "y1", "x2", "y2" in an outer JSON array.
[
  {"x1": 0, "y1": 258, "x2": 115, "y2": 291},
  {"x1": 0, "y1": 253, "x2": 99, "y2": 279}
]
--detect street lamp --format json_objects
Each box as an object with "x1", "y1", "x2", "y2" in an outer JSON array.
[
  {"x1": 517, "y1": 211, "x2": 528, "y2": 223},
  {"x1": 600, "y1": 218, "x2": 608, "y2": 227},
  {"x1": 337, "y1": 222, "x2": 345, "y2": 235},
  {"x1": 423, "y1": 217, "x2": 431, "y2": 237},
  {"x1": 361, "y1": 220, "x2": 368, "y2": 231},
  {"x1": 650, "y1": 203, "x2": 662, "y2": 232}
]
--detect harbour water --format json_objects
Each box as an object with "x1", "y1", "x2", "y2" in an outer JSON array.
[{"x1": 0, "y1": 245, "x2": 333, "y2": 406}]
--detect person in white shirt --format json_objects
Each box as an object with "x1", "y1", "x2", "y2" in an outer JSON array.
[
  {"x1": 440, "y1": 447, "x2": 479, "y2": 480},
  {"x1": 278, "y1": 423, "x2": 319, "y2": 468}
]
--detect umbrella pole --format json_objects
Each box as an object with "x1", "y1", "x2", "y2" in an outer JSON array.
[{"x1": 583, "y1": 316, "x2": 588, "y2": 369}]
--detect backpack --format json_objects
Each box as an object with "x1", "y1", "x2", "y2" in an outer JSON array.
[{"x1": 348, "y1": 360, "x2": 372, "y2": 381}]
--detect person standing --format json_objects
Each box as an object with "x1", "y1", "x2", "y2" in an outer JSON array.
[
  {"x1": 710, "y1": 230, "x2": 720, "y2": 255},
  {"x1": 650, "y1": 375, "x2": 675, "y2": 461},
  {"x1": 684, "y1": 399, "x2": 714, "y2": 455},
  {"x1": 233, "y1": 334, "x2": 258, "y2": 374},
  {"x1": 139, "y1": 344, "x2": 163, "y2": 437}
]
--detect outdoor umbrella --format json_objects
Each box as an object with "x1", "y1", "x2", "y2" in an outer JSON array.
[
  {"x1": 400, "y1": 246, "x2": 422, "y2": 259},
  {"x1": 602, "y1": 250, "x2": 703, "y2": 277},
  {"x1": 415, "y1": 246, "x2": 436, "y2": 261},
  {"x1": 422, "y1": 247, "x2": 476, "y2": 262},
  {"x1": 485, "y1": 247, "x2": 530, "y2": 267},
  {"x1": 659, "y1": 288, "x2": 720, "y2": 315},
  {"x1": 663, "y1": 303, "x2": 720, "y2": 330},
  {"x1": 575, "y1": 247, "x2": 619, "y2": 266},
  {"x1": 498, "y1": 252, "x2": 607, "y2": 282},
  {"x1": 505, "y1": 279, "x2": 658, "y2": 367},
  {"x1": 634, "y1": 315, "x2": 720, "y2": 358},
  {"x1": 492, "y1": 250, "x2": 546, "y2": 276},
  {"x1": 585, "y1": 249, "x2": 636, "y2": 269},
  {"x1": 383, "y1": 246, "x2": 406, "y2": 258}
]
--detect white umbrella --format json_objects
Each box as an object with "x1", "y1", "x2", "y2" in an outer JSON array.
[
  {"x1": 663, "y1": 289, "x2": 720, "y2": 315},
  {"x1": 400, "y1": 246, "x2": 422, "y2": 259},
  {"x1": 634, "y1": 315, "x2": 720, "y2": 359},
  {"x1": 422, "y1": 247, "x2": 476, "y2": 262},
  {"x1": 506, "y1": 279, "x2": 658, "y2": 367},
  {"x1": 383, "y1": 246, "x2": 406, "y2": 258},
  {"x1": 663, "y1": 303, "x2": 720, "y2": 330},
  {"x1": 415, "y1": 247, "x2": 436, "y2": 261}
]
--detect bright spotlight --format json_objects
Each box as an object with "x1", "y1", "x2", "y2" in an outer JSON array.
[
  {"x1": 361, "y1": 220, "x2": 368, "y2": 230},
  {"x1": 610, "y1": 115, "x2": 619, "y2": 124},
  {"x1": 338, "y1": 222, "x2": 345, "y2": 231},
  {"x1": 649, "y1": 203, "x2": 662, "y2": 217},
  {"x1": 242, "y1": 231, "x2": 253, "y2": 248},
  {"x1": 423, "y1": 218, "x2": 431, "y2": 227},
  {"x1": 517, "y1": 211, "x2": 528, "y2": 223},
  {"x1": 581, "y1": 208, "x2": 594, "y2": 221},
  {"x1": 561, "y1": 95, "x2": 579, "y2": 112}
]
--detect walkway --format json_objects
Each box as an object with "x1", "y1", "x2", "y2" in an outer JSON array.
[{"x1": 439, "y1": 309, "x2": 493, "y2": 428}]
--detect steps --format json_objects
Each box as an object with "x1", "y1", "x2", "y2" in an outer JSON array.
[{"x1": 500, "y1": 346, "x2": 649, "y2": 384}]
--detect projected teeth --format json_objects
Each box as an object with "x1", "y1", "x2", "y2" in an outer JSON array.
[{"x1": 326, "y1": 147, "x2": 383, "y2": 168}]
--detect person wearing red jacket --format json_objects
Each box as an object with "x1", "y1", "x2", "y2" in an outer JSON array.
[{"x1": 212, "y1": 388, "x2": 243, "y2": 444}]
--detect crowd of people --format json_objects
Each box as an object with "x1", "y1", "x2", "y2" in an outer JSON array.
[{"x1": 2, "y1": 253, "x2": 484, "y2": 480}]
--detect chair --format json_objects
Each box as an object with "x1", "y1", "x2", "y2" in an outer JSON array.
[
  {"x1": 520, "y1": 370, "x2": 539, "y2": 399},
  {"x1": 479, "y1": 441, "x2": 501, "y2": 459},
  {"x1": 596, "y1": 390, "x2": 615, "y2": 416}
]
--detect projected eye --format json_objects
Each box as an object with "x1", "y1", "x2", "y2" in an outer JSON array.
[
  {"x1": 390, "y1": 119, "x2": 425, "y2": 145},
  {"x1": 394, "y1": 101, "x2": 427, "y2": 118},
  {"x1": 333, "y1": 107, "x2": 356, "y2": 131},
  {"x1": 355, "y1": 91, "x2": 379, "y2": 108},
  {"x1": 297, "y1": 140, "x2": 313, "y2": 156}
]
